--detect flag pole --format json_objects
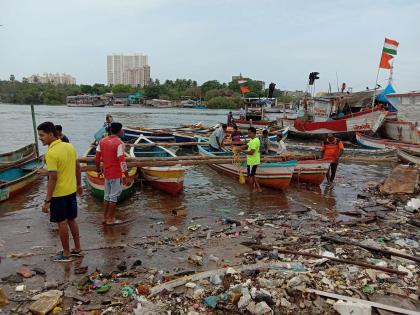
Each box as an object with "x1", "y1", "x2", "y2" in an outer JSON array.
[{"x1": 371, "y1": 67, "x2": 380, "y2": 108}]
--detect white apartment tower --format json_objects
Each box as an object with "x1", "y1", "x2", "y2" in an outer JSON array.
[{"x1": 107, "y1": 53, "x2": 150, "y2": 88}]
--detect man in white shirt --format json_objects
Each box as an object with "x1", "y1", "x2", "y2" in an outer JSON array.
[
  {"x1": 275, "y1": 133, "x2": 287, "y2": 155},
  {"x1": 239, "y1": 107, "x2": 246, "y2": 120},
  {"x1": 208, "y1": 124, "x2": 227, "y2": 151}
]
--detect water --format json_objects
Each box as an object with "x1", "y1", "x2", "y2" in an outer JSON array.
[{"x1": 0, "y1": 104, "x2": 392, "y2": 277}]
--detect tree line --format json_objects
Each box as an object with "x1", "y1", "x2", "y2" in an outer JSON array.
[{"x1": 0, "y1": 76, "x2": 295, "y2": 109}]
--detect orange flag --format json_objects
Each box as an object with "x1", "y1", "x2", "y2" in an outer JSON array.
[{"x1": 379, "y1": 52, "x2": 394, "y2": 69}]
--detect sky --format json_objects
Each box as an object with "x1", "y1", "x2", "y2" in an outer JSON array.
[{"x1": 1, "y1": 0, "x2": 419, "y2": 92}]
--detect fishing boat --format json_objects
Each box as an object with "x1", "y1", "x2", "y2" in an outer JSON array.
[
  {"x1": 356, "y1": 132, "x2": 420, "y2": 153},
  {"x1": 292, "y1": 159, "x2": 331, "y2": 185},
  {"x1": 292, "y1": 106, "x2": 387, "y2": 139},
  {"x1": 124, "y1": 127, "x2": 196, "y2": 143},
  {"x1": 67, "y1": 95, "x2": 108, "y2": 107},
  {"x1": 396, "y1": 149, "x2": 420, "y2": 165},
  {"x1": 0, "y1": 144, "x2": 37, "y2": 170},
  {"x1": 82, "y1": 146, "x2": 137, "y2": 201},
  {"x1": 381, "y1": 120, "x2": 420, "y2": 144},
  {"x1": 0, "y1": 156, "x2": 43, "y2": 202},
  {"x1": 196, "y1": 137, "x2": 297, "y2": 191},
  {"x1": 130, "y1": 135, "x2": 185, "y2": 195}
]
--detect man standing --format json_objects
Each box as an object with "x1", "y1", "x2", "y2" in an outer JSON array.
[
  {"x1": 322, "y1": 134, "x2": 344, "y2": 183},
  {"x1": 37, "y1": 122, "x2": 83, "y2": 262},
  {"x1": 208, "y1": 124, "x2": 227, "y2": 151},
  {"x1": 104, "y1": 113, "x2": 113, "y2": 135},
  {"x1": 274, "y1": 133, "x2": 287, "y2": 155},
  {"x1": 259, "y1": 130, "x2": 270, "y2": 155},
  {"x1": 239, "y1": 107, "x2": 246, "y2": 120},
  {"x1": 55, "y1": 125, "x2": 70, "y2": 143},
  {"x1": 95, "y1": 122, "x2": 128, "y2": 225},
  {"x1": 240, "y1": 127, "x2": 262, "y2": 192},
  {"x1": 227, "y1": 111, "x2": 233, "y2": 126}
]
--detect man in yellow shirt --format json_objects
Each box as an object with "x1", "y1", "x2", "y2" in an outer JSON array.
[
  {"x1": 239, "y1": 127, "x2": 262, "y2": 193},
  {"x1": 37, "y1": 122, "x2": 83, "y2": 262}
]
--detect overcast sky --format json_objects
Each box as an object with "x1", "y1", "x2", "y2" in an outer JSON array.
[{"x1": 1, "y1": 0, "x2": 419, "y2": 92}]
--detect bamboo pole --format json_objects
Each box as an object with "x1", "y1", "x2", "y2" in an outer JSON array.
[
  {"x1": 126, "y1": 141, "x2": 203, "y2": 147},
  {"x1": 30, "y1": 104, "x2": 40, "y2": 157}
]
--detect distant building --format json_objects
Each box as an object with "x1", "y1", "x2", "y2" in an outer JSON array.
[
  {"x1": 27, "y1": 73, "x2": 76, "y2": 85},
  {"x1": 107, "y1": 53, "x2": 150, "y2": 88}
]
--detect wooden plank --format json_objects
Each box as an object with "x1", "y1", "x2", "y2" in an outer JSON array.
[{"x1": 306, "y1": 289, "x2": 420, "y2": 315}]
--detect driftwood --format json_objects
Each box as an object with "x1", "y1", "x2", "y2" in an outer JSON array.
[
  {"x1": 321, "y1": 235, "x2": 420, "y2": 264},
  {"x1": 245, "y1": 245, "x2": 407, "y2": 276}
]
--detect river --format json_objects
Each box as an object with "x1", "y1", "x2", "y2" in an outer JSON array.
[{"x1": 0, "y1": 104, "x2": 392, "y2": 278}]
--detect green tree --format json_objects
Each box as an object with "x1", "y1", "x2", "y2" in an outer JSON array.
[
  {"x1": 112, "y1": 84, "x2": 133, "y2": 94},
  {"x1": 200, "y1": 80, "x2": 222, "y2": 95},
  {"x1": 80, "y1": 84, "x2": 93, "y2": 94}
]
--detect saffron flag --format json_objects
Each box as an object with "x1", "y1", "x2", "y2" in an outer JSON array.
[
  {"x1": 238, "y1": 80, "x2": 250, "y2": 93},
  {"x1": 379, "y1": 38, "x2": 399, "y2": 69}
]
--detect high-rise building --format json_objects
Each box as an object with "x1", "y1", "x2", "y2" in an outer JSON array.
[
  {"x1": 27, "y1": 73, "x2": 76, "y2": 85},
  {"x1": 107, "y1": 53, "x2": 150, "y2": 87}
]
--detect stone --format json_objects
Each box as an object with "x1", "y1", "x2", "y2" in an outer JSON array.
[
  {"x1": 333, "y1": 300, "x2": 371, "y2": 315},
  {"x1": 0, "y1": 288, "x2": 9, "y2": 306},
  {"x1": 17, "y1": 266, "x2": 33, "y2": 278},
  {"x1": 380, "y1": 165, "x2": 417, "y2": 194},
  {"x1": 185, "y1": 282, "x2": 196, "y2": 289},
  {"x1": 33, "y1": 267, "x2": 46, "y2": 275},
  {"x1": 169, "y1": 226, "x2": 178, "y2": 232},
  {"x1": 238, "y1": 287, "x2": 251, "y2": 309},
  {"x1": 252, "y1": 301, "x2": 273, "y2": 315},
  {"x1": 15, "y1": 285, "x2": 26, "y2": 292},
  {"x1": 1, "y1": 274, "x2": 23, "y2": 283},
  {"x1": 29, "y1": 294, "x2": 61, "y2": 315},
  {"x1": 257, "y1": 278, "x2": 275, "y2": 288}
]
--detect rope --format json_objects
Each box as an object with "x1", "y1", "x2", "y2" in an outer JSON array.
[{"x1": 232, "y1": 148, "x2": 246, "y2": 184}]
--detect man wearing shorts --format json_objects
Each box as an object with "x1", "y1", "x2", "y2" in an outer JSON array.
[
  {"x1": 37, "y1": 122, "x2": 83, "y2": 262},
  {"x1": 240, "y1": 127, "x2": 262, "y2": 193},
  {"x1": 95, "y1": 122, "x2": 128, "y2": 225}
]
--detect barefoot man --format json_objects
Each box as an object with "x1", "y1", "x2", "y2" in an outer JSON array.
[
  {"x1": 37, "y1": 122, "x2": 83, "y2": 262},
  {"x1": 95, "y1": 122, "x2": 128, "y2": 225},
  {"x1": 239, "y1": 127, "x2": 262, "y2": 192}
]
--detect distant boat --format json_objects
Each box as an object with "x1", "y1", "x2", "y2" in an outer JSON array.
[
  {"x1": 0, "y1": 144, "x2": 37, "y2": 171},
  {"x1": 0, "y1": 156, "x2": 43, "y2": 202},
  {"x1": 196, "y1": 137, "x2": 297, "y2": 191},
  {"x1": 130, "y1": 135, "x2": 185, "y2": 195},
  {"x1": 356, "y1": 132, "x2": 420, "y2": 153},
  {"x1": 67, "y1": 95, "x2": 107, "y2": 107},
  {"x1": 82, "y1": 145, "x2": 137, "y2": 201}
]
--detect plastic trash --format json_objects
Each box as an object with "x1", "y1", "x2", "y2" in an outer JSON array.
[
  {"x1": 95, "y1": 283, "x2": 111, "y2": 294},
  {"x1": 361, "y1": 284, "x2": 374, "y2": 294},
  {"x1": 333, "y1": 300, "x2": 371, "y2": 315},
  {"x1": 121, "y1": 285, "x2": 134, "y2": 297},
  {"x1": 203, "y1": 295, "x2": 219, "y2": 308}
]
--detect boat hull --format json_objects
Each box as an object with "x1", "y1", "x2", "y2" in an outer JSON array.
[
  {"x1": 356, "y1": 133, "x2": 420, "y2": 153},
  {"x1": 0, "y1": 157, "x2": 43, "y2": 202},
  {"x1": 140, "y1": 167, "x2": 184, "y2": 195},
  {"x1": 396, "y1": 149, "x2": 420, "y2": 165},
  {"x1": 293, "y1": 160, "x2": 331, "y2": 185},
  {"x1": 0, "y1": 144, "x2": 37, "y2": 170},
  {"x1": 380, "y1": 120, "x2": 420, "y2": 144},
  {"x1": 85, "y1": 172, "x2": 136, "y2": 202},
  {"x1": 233, "y1": 119, "x2": 275, "y2": 130},
  {"x1": 292, "y1": 108, "x2": 387, "y2": 138}
]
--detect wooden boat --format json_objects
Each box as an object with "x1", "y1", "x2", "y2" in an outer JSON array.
[
  {"x1": 293, "y1": 159, "x2": 331, "y2": 185},
  {"x1": 130, "y1": 136, "x2": 185, "y2": 195},
  {"x1": 396, "y1": 149, "x2": 420, "y2": 165},
  {"x1": 380, "y1": 120, "x2": 420, "y2": 144},
  {"x1": 0, "y1": 156, "x2": 43, "y2": 202},
  {"x1": 233, "y1": 118, "x2": 275, "y2": 130},
  {"x1": 196, "y1": 137, "x2": 297, "y2": 191},
  {"x1": 292, "y1": 107, "x2": 387, "y2": 139},
  {"x1": 82, "y1": 146, "x2": 137, "y2": 201},
  {"x1": 0, "y1": 144, "x2": 36, "y2": 170},
  {"x1": 356, "y1": 132, "x2": 420, "y2": 153},
  {"x1": 124, "y1": 127, "x2": 196, "y2": 143}
]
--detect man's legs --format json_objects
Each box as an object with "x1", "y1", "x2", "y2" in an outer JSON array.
[
  {"x1": 67, "y1": 219, "x2": 81, "y2": 252},
  {"x1": 252, "y1": 166, "x2": 262, "y2": 192},
  {"x1": 57, "y1": 220, "x2": 70, "y2": 257},
  {"x1": 106, "y1": 202, "x2": 117, "y2": 224},
  {"x1": 103, "y1": 201, "x2": 109, "y2": 223},
  {"x1": 329, "y1": 163, "x2": 338, "y2": 182}
]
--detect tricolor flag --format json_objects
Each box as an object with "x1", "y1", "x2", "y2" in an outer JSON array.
[
  {"x1": 379, "y1": 38, "x2": 399, "y2": 69},
  {"x1": 238, "y1": 80, "x2": 250, "y2": 93}
]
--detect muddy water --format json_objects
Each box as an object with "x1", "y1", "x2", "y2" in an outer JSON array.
[{"x1": 0, "y1": 104, "x2": 392, "y2": 278}]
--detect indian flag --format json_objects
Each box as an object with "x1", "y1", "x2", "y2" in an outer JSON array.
[
  {"x1": 383, "y1": 38, "x2": 399, "y2": 55},
  {"x1": 238, "y1": 80, "x2": 250, "y2": 93}
]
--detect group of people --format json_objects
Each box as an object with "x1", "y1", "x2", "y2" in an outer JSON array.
[
  {"x1": 208, "y1": 123, "x2": 344, "y2": 192},
  {"x1": 37, "y1": 114, "x2": 129, "y2": 262}
]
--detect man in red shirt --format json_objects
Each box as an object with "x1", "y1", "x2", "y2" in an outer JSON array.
[
  {"x1": 95, "y1": 122, "x2": 129, "y2": 225},
  {"x1": 322, "y1": 134, "x2": 344, "y2": 183}
]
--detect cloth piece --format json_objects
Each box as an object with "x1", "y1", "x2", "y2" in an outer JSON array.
[{"x1": 104, "y1": 178, "x2": 123, "y2": 203}]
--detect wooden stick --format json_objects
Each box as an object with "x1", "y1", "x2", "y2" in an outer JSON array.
[
  {"x1": 246, "y1": 245, "x2": 407, "y2": 275},
  {"x1": 126, "y1": 141, "x2": 202, "y2": 147},
  {"x1": 306, "y1": 289, "x2": 420, "y2": 315},
  {"x1": 321, "y1": 235, "x2": 420, "y2": 264}
]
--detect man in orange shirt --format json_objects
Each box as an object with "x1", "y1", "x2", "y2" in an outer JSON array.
[{"x1": 322, "y1": 134, "x2": 344, "y2": 183}]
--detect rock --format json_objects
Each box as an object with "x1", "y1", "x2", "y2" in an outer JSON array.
[
  {"x1": 257, "y1": 278, "x2": 275, "y2": 288},
  {"x1": 0, "y1": 287, "x2": 9, "y2": 306},
  {"x1": 15, "y1": 285, "x2": 25, "y2": 292},
  {"x1": 287, "y1": 275, "x2": 303, "y2": 288},
  {"x1": 131, "y1": 260, "x2": 142, "y2": 269},
  {"x1": 29, "y1": 294, "x2": 61, "y2": 315},
  {"x1": 1, "y1": 274, "x2": 23, "y2": 283},
  {"x1": 185, "y1": 282, "x2": 196, "y2": 289},
  {"x1": 333, "y1": 300, "x2": 371, "y2": 315},
  {"x1": 252, "y1": 301, "x2": 273, "y2": 315},
  {"x1": 33, "y1": 267, "x2": 46, "y2": 275},
  {"x1": 147, "y1": 248, "x2": 154, "y2": 257},
  {"x1": 188, "y1": 255, "x2": 203, "y2": 266},
  {"x1": 210, "y1": 274, "x2": 222, "y2": 285},
  {"x1": 17, "y1": 265, "x2": 33, "y2": 278},
  {"x1": 280, "y1": 297, "x2": 292, "y2": 308},
  {"x1": 238, "y1": 287, "x2": 251, "y2": 308},
  {"x1": 169, "y1": 226, "x2": 178, "y2": 232},
  {"x1": 380, "y1": 165, "x2": 417, "y2": 194},
  {"x1": 117, "y1": 261, "x2": 127, "y2": 271}
]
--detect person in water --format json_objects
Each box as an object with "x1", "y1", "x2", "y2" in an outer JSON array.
[{"x1": 322, "y1": 134, "x2": 344, "y2": 183}]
